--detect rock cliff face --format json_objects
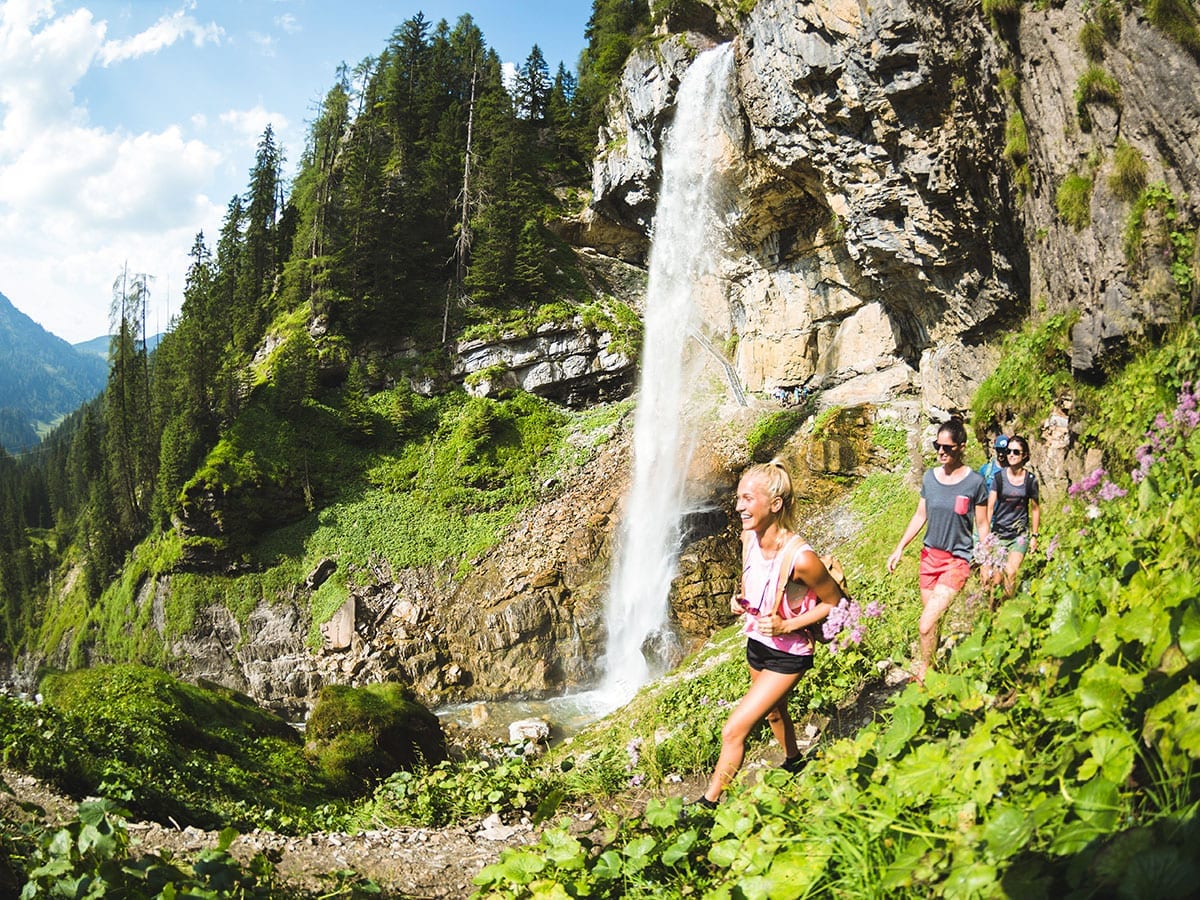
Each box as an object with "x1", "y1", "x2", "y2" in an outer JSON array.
[{"x1": 592, "y1": 0, "x2": 1199, "y2": 410}]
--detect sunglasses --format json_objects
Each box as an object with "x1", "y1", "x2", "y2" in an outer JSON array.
[
  {"x1": 1006, "y1": 448, "x2": 1026, "y2": 456},
  {"x1": 932, "y1": 441, "x2": 960, "y2": 453}
]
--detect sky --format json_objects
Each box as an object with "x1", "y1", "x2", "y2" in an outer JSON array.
[{"x1": 0, "y1": 0, "x2": 593, "y2": 344}]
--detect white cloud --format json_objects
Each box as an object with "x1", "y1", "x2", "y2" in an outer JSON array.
[
  {"x1": 219, "y1": 106, "x2": 288, "y2": 149},
  {"x1": 275, "y1": 13, "x2": 299, "y2": 34},
  {"x1": 98, "y1": 3, "x2": 223, "y2": 66},
  {"x1": 0, "y1": 1, "x2": 229, "y2": 342}
]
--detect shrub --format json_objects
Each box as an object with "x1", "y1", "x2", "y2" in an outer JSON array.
[
  {"x1": 20, "y1": 665, "x2": 332, "y2": 831},
  {"x1": 1002, "y1": 111, "x2": 1028, "y2": 167},
  {"x1": 1056, "y1": 173, "x2": 1094, "y2": 230},
  {"x1": 1145, "y1": 0, "x2": 1200, "y2": 53},
  {"x1": 982, "y1": 0, "x2": 1021, "y2": 18},
  {"x1": 1075, "y1": 65, "x2": 1122, "y2": 131},
  {"x1": 745, "y1": 408, "x2": 808, "y2": 460},
  {"x1": 1080, "y1": 20, "x2": 1107, "y2": 60},
  {"x1": 1109, "y1": 138, "x2": 1148, "y2": 201},
  {"x1": 972, "y1": 312, "x2": 1076, "y2": 424}
]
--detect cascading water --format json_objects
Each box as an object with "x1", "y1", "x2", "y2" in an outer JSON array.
[{"x1": 600, "y1": 44, "x2": 739, "y2": 706}]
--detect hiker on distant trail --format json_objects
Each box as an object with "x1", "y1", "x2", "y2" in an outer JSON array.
[
  {"x1": 691, "y1": 458, "x2": 843, "y2": 812},
  {"x1": 886, "y1": 418, "x2": 989, "y2": 684},
  {"x1": 979, "y1": 428, "x2": 1008, "y2": 484},
  {"x1": 984, "y1": 434, "x2": 1040, "y2": 597}
]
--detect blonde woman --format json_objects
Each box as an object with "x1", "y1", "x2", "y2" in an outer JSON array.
[{"x1": 691, "y1": 458, "x2": 844, "y2": 810}]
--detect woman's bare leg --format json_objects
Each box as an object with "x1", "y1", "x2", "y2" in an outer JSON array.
[
  {"x1": 916, "y1": 584, "x2": 958, "y2": 681},
  {"x1": 1003, "y1": 550, "x2": 1026, "y2": 596},
  {"x1": 703, "y1": 667, "x2": 801, "y2": 802}
]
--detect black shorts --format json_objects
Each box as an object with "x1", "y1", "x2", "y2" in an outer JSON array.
[{"x1": 746, "y1": 639, "x2": 815, "y2": 675}]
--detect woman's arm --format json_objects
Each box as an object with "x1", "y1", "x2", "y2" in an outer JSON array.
[
  {"x1": 1028, "y1": 497, "x2": 1041, "y2": 550},
  {"x1": 887, "y1": 498, "x2": 928, "y2": 573},
  {"x1": 759, "y1": 549, "x2": 843, "y2": 636}
]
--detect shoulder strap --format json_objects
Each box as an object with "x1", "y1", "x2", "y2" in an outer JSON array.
[{"x1": 765, "y1": 535, "x2": 805, "y2": 617}]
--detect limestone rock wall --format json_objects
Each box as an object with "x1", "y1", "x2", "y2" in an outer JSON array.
[
  {"x1": 594, "y1": 0, "x2": 1022, "y2": 415},
  {"x1": 590, "y1": 0, "x2": 1199, "y2": 414},
  {"x1": 1013, "y1": 6, "x2": 1200, "y2": 369}
]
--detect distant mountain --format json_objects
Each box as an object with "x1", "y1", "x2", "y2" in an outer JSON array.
[
  {"x1": 72, "y1": 331, "x2": 164, "y2": 358},
  {"x1": 0, "y1": 291, "x2": 109, "y2": 453}
]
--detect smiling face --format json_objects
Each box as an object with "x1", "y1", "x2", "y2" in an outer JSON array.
[
  {"x1": 933, "y1": 428, "x2": 965, "y2": 466},
  {"x1": 735, "y1": 472, "x2": 782, "y2": 535}
]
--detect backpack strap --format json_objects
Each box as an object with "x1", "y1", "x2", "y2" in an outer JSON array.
[{"x1": 764, "y1": 535, "x2": 805, "y2": 618}]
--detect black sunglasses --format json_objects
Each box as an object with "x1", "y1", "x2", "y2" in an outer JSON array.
[
  {"x1": 1006, "y1": 448, "x2": 1026, "y2": 456},
  {"x1": 932, "y1": 441, "x2": 959, "y2": 453}
]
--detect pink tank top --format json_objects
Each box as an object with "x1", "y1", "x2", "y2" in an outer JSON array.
[{"x1": 741, "y1": 533, "x2": 816, "y2": 656}]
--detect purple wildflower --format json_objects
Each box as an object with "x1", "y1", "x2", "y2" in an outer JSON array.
[
  {"x1": 1045, "y1": 534, "x2": 1059, "y2": 560},
  {"x1": 1097, "y1": 480, "x2": 1127, "y2": 501},
  {"x1": 625, "y1": 738, "x2": 642, "y2": 769},
  {"x1": 821, "y1": 596, "x2": 883, "y2": 653}
]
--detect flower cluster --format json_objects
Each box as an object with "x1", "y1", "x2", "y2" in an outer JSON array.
[
  {"x1": 1067, "y1": 466, "x2": 1126, "y2": 518},
  {"x1": 625, "y1": 737, "x2": 642, "y2": 769},
  {"x1": 973, "y1": 532, "x2": 1009, "y2": 570},
  {"x1": 1133, "y1": 381, "x2": 1199, "y2": 483},
  {"x1": 821, "y1": 597, "x2": 883, "y2": 654}
]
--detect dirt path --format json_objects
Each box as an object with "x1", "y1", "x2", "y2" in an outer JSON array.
[{"x1": 1, "y1": 767, "x2": 547, "y2": 898}]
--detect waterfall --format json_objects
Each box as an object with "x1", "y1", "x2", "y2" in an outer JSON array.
[{"x1": 600, "y1": 44, "x2": 738, "y2": 706}]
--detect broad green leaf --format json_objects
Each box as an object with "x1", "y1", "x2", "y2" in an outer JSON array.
[
  {"x1": 893, "y1": 742, "x2": 951, "y2": 803},
  {"x1": 982, "y1": 805, "x2": 1033, "y2": 861},
  {"x1": 1078, "y1": 664, "x2": 1140, "y2": 716},
  {"x1": 592, "y1": 850, "x2": 622, "y2": 880},
  {"x1": 732, "y1": 875, "x2": 773, "y2": 900},
  {"x1": 1176, "y1": 598, "x2": 1200, "y2": 661},
  {"x1": 660, "y1": 830, "x2": 697, "y2": 866},
  {"x1": 709, "y1": 838, "x2": 742, "y2": 868},
  {"x1": 643, "y1": 798, "x2": 680, "y2": 829},
  {"x1": 878, "y1": 704, "x2": 924, "y2": 759},
  {"x1": 879, "y1": 835, "x2": 936, "y2": 890},
  {"x1": 942, "y1": 861, "x2": 1000, "y2": 898},
  {"x1": 1073, "y1": 777, "x2": 1121, "y2": 830},
  {"x1": 216, "y1": 826, "x2": 238, "y2": 853},
  {"x1": 1049, "y1": 820, "x2": 1102, "y2": 856},
  {"x1": 763, "y1": 846, "x2": 831, "y2": 898},
  {"x1": 1088, "y1": 729, "x2": 1137, "y2": 783},
  {"x1": 1110, "y1": 601, "x2": 1159, "y2": 648},
  {"x1": 1041, "y1": 609, "x2": 1097, "y2": 657},
  {"x1": 623, "y1": 835, "x2": 657, "y2": 862},
  {"x1": 498, "y1": 850, "x2": 547, "y2": 883},
  {"x1": 543, "y1": 830, "x2": 585, "y2": 868},
  {"x1": 528, "y1": 882, "x2": 573, "y2": 900},
  {"x1": 1143, "y1": 681, "x2": 1200, "y2": 759}
]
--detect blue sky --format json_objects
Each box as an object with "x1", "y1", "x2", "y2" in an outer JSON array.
[{"x1": 0, "y1": 0, "x2": 593, "y2": 343}]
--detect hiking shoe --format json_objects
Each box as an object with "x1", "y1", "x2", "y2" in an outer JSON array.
[{"x1": 780, "y1": 753, "x2": 809, "y2": 775}]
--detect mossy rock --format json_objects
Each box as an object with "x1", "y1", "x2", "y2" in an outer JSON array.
[
  {"x1": 32, "y1": 664, "x2": 328, "y2": 828},
  {"x1": 306, "y1": 683, "x2": 447, "y2": 794}
]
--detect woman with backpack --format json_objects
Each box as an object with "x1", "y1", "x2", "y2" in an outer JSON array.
[
  {"x1": 984, "y1": 434, "x2": 1040, "y2": 596},
  {"x1": 690, "y1": 458, "x2": 844, "y2": 811},
  {"x1": 886, "y1": 418, "x2": 990, "y2": 683}
]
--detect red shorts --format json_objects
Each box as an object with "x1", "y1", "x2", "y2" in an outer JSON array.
[{"x1": 919, "y1": 546, "x2": 970, "y2": 592}]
